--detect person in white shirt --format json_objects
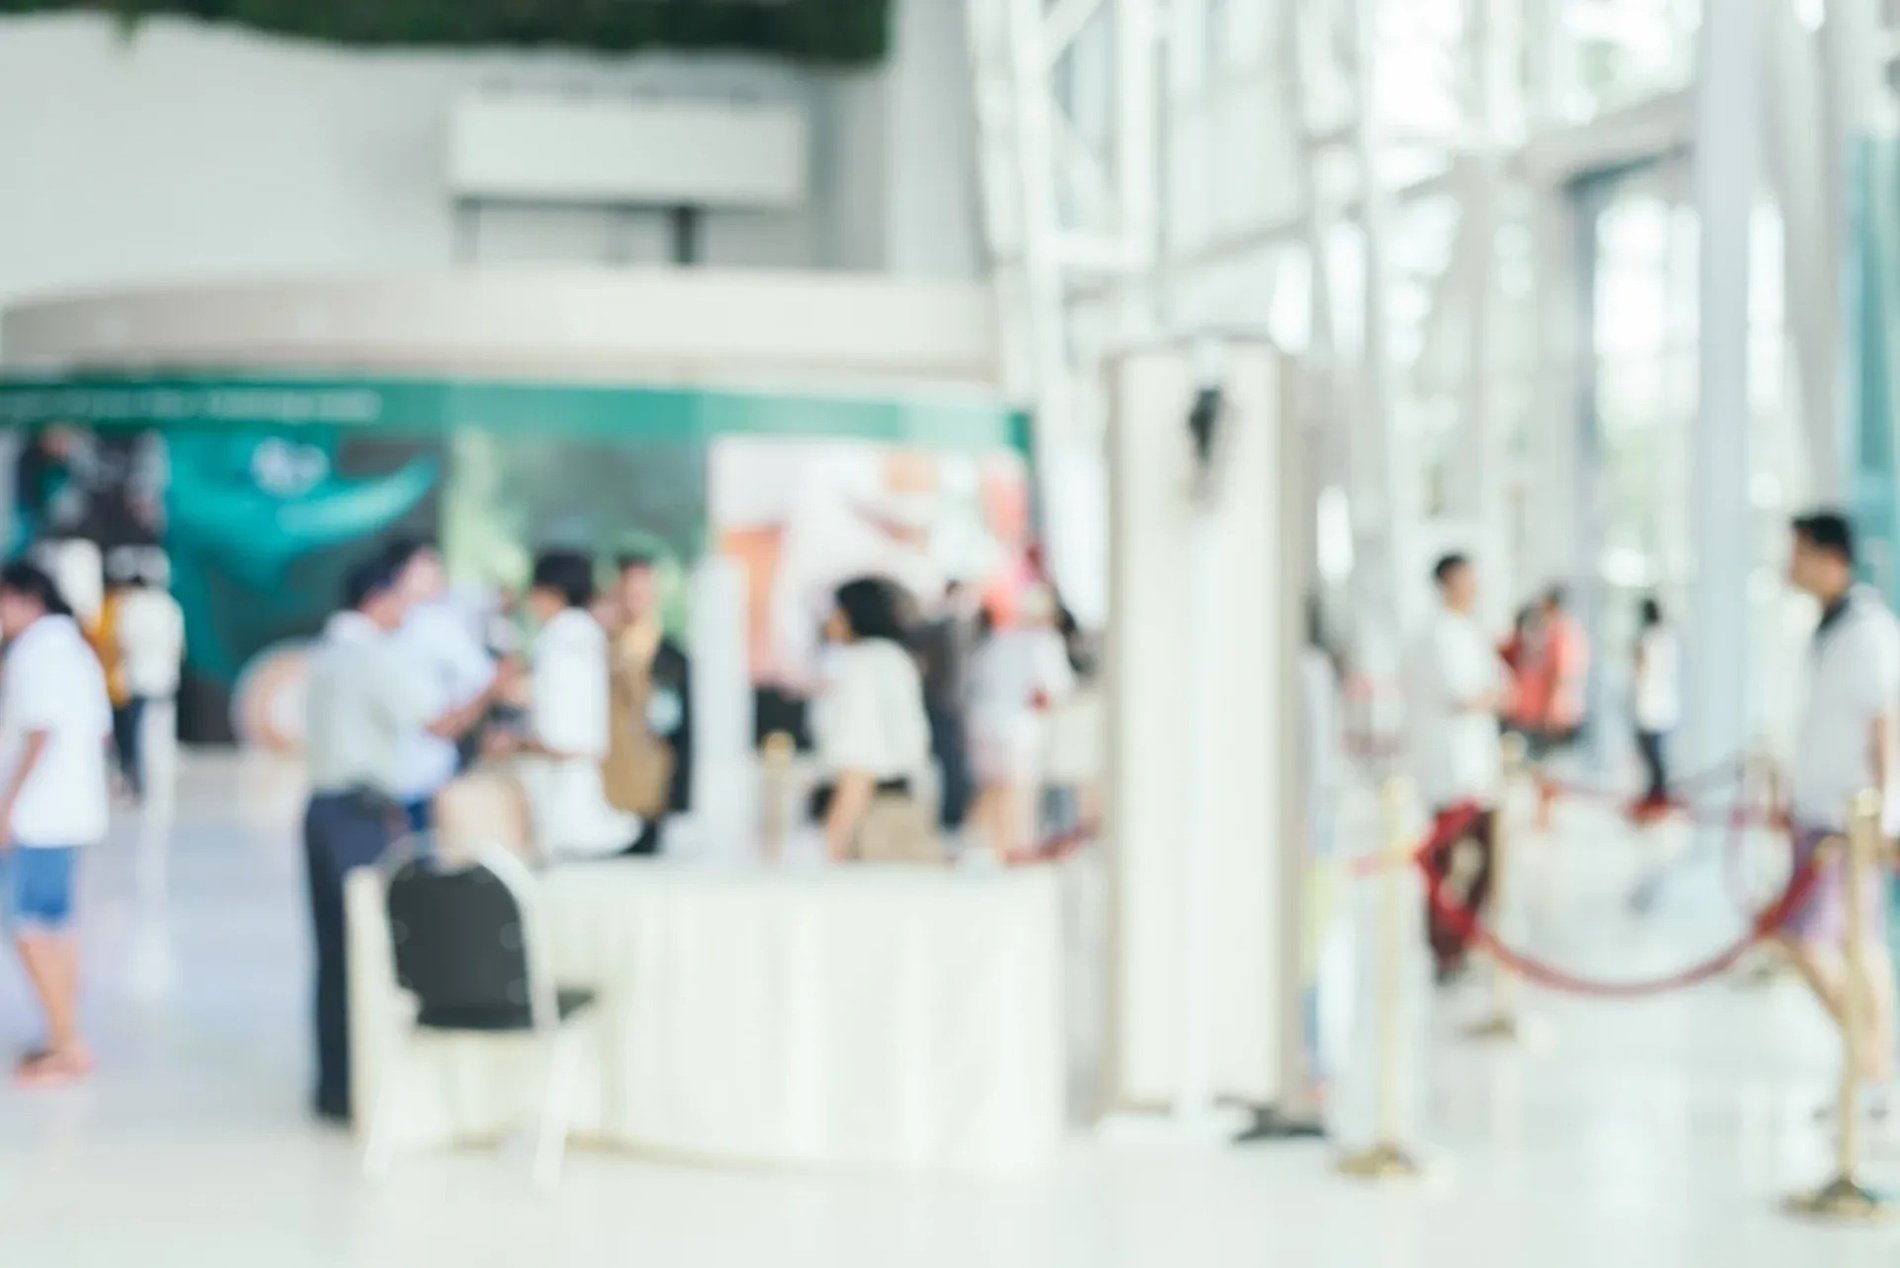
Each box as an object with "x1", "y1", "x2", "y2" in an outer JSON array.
[
  {"x1": 964, "y1": 586, "x2": 1076, "y2": 863},
  {"x1": 110, "y1": 568, "x2": 185, "y2": 804},
  {"x1": 383, "y1": 538, "x2": 498, "y2": 833},
  {"x1": 1632, "y1": 596, "x2": 1680, "y2": 814},
  {"x1": 0, "y1": 560, "x2": 112, "y2": 1087},
  {"x1": 1780, "y1": 512, "x2": 1900, "y2": 1091},
  {"x1": 1407, "y1": 553, "x2": 1508, "y2": 981},
  {"x1": 811, "y1": 577, "x2": 936, "y2": 863},
  {"x1": 492, "y1": 551, "x2": 643, "y2": 861}
]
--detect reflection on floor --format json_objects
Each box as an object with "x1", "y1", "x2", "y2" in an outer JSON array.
[{"x1": 0, "y1": 753, "x2": 1895, "y2": 1267}]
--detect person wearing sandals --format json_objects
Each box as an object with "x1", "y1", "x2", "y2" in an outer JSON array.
[{"x1": 0, "y1": 560, "x2": 112, "y2": 1087}]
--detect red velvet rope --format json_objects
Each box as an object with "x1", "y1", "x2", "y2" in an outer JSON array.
[
  {"x1": 1545, "y1": 754, "x2": 1755, "y2": 820},
  {"x1": 1021, "y1": 818, "x2": 1101, "y2": 863},
  {"x1": 1348, "y1": 803, "x2": 1487, "y2": 877},
  {"x1": 1418, "y1": 831, "x2": 1821, "y2": 998}
]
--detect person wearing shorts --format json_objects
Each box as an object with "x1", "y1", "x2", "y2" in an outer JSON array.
[
  {"x1": 0, "y1": 560, "x2": 112, "y2": 1087},
  {"x1": 1782, "y1": 512, "x2": 1900, "y2": 1092}
]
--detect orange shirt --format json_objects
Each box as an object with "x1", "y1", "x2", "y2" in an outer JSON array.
[{"x1": 1517, "y1": 615, "x2": 1589, "y2": 732}]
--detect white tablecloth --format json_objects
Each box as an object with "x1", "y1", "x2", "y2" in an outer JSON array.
[{"x1": 346, "y1": 860, "x2": 1067, "y2": 1174}]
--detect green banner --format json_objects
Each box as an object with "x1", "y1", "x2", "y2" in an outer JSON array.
[
  {"x1": 3, "y1": 371, "x2": 1032, "y2": 745},
  {"x1": 0, "y1": 2, "x2": 890, "y2": 65},
  {"x1": 0, "y1": 372, "x2": 1032, "y2": 454}
]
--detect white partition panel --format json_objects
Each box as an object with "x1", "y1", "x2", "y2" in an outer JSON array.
[
  {"x1": 690, "y1": 555, "x2": 756, "y2": 862},
  {"x1": 447, "y1": 96, "x2": 809, "y2": 209},
  {"x1": 1107, "y1": 342, "x2": 1297, "y2": 1111}
]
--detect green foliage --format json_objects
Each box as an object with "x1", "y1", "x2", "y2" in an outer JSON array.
[{"x1": 0, "y1": 0, "x2": 890, "y2": 65}]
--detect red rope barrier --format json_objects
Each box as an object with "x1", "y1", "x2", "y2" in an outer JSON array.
[
  {"x1": 1348, "y1": 804, "x2": 1486, "y2": 877},
  {"x1": 1418, "y1": 839, "x2": 1821, "y2": 999},
  {"x1": 1016, "y1": 817, "x2": 1101, "y2": 864},
  {"x1": 1545, "y1": 754, "x2": 1752, "y2": 818}
]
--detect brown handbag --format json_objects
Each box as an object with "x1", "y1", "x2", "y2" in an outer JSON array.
[{"x1": 600, "y1": 634, "x2": 675, "y2": 818}]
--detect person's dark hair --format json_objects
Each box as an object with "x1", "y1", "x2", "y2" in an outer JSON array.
[
  {"x1": 531, "y1": 550, "x2": 596, "y2": 610},
  {"x1": 1640, "y1": 596, "x2": 1664, "y2": 629},
  {"x1": 833, "y1": 576, "x2": 908, "y2": 644},
  {"x1": 1793, "y1": 510, "x2": 1857, "y2": 565},
  {"x1": 342, "y1": 559, "x2": 400, "y2": 612},
  {"x1": 380, "y1": 536, "x2": 439, "y2": 578},
  {"x1": 1432, "y1": 553, "x2": 1469, "y2": 588},
  {"x1": 0, "y1": 560, "x2": 73, "y2": 619},
  {"x1": 616, "y1": 551, "x2": 658, "y2": 575},
  {"x1": 1544, "y1": 583, "x2": 1570, "y2": 610},
  {"x1": 1514, "y1": 604, "x2": 1536, "y2": 635}
]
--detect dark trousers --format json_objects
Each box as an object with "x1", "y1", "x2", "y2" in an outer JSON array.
[
  {"x1": 927, "y1": 705, "x2": 972, "y2": 831},
  {"x1": 1636, "y1": 730, "x2": 1669, "y2": 803},
  {"x1": 401, "y1": 798, "x2": 432, "y2": 836},
  {"x1": 1426, "y1": 807, "x2": 1495, "y2": 973},
  {"x1": 111, "y1": 696, "x2": 149, "y2": 798},
  {"x1": 303, "y1": 791, "x2": 399, "y2": 1120},
  {"x1": 620, "y1": 819, "x2": 663, "y2": 857}
]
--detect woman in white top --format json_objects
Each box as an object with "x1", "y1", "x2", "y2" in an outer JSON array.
[
  {"x1": 497, "y1": 551, "x2": 643, "y2": 861},
  {"x1": 811, "y1": 577, "x2": 936, "y2": 863},
  {"x1": 111, "y1": 568, "x2": 186, "y2": 804},
  {"x1": 0, "y1": 561, "x2": 112, "y2": 1086},
  {"x1": 1633, "y1": 596, "x2": 1681, "y2": 809},
  {"x1": 965, "y1": 586, "x2": 1076, "y2": 863}
]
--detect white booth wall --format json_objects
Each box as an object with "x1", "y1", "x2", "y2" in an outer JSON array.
[
  {"x1": 0, "y1": 5, "x2": 981, "y2": 317},
  {"x1": 1107, "y1": 344, "x2": 1301, "y2": 1111}
]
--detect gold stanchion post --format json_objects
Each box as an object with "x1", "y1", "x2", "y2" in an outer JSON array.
[
  {"x1": 1786, "y1": 790, "x2": 1894, "y2": 1222},
  {"x1": 761, "y1": 731, "x2": 796, "y2": 863},
  {"x1": 1339, "y1": 777, "x2": 1425, "y2": 1180},
  {"x1": 1469, "y1": 735, "x2": 1526, "y2": 1042},
  {"x1": 1742, "y1": 750, "x2": 1794, "y2": 988}
]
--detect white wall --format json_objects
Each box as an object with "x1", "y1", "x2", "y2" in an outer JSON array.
[{"x1": 0, "y1": 9, "x2": 981, "y2": 319}]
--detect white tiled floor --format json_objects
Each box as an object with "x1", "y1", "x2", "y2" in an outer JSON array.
[{"x1": 2, "y1": 754, "x2": 1897, "y2": 1267}]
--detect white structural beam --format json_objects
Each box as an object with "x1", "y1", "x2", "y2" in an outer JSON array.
[
  {"x1": 1042, "y1": 0, "x2": 1107, "y2": 69},
  {"x1": 1351, "y1": 0, "x2": 1410, "y2": 632},
  {"x1": 1515, "y1": 90, "x2": 1693, "y2": 184},
  {"x1": 1114, "y1": 0, "x2": 1159, "y2": 276},
  {"x1": 1526, "y1": 184, "x2": 1584, "y2": 591},
  {"x1": 1763, "y1": 0, "x2": 1838, "y2": 502},
  {"x1": 1814, "y1": 0, "x2": 1886, "y2": 500},
  {"x1": 1687, "y1": 0, "x2": 1763, "y2": 775}
]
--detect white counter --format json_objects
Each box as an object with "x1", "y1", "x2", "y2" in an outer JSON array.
[{"x1": 346, "y1": 858, "x2": 1068, "y2": 1175}]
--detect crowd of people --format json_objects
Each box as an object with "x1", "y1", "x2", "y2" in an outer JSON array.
[
  {"x1": 813, "y1": 574, "x2": 1094, "y2": 865},
  {"x1": 1405, "y1": 511, "x2": 1900, "y2": 1110},
  {"x1": 1409, "y1": 554, "x2": 1693, "y2": 978},
  {"x1": 289, "y1": 540, "x2": 1093, "y2": 1121},
  {"x1": 5, "y1": 504, "x2": 1887, "y2": 1125}
]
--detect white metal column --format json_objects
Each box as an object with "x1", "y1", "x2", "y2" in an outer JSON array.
[{"x1": 1686, "y1": 0, "x2": 1763, "y2": 776}]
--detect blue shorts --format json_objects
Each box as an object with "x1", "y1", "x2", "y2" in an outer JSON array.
[{"x1": 3, "y1": 846, "x2": 80, "y2": 933}]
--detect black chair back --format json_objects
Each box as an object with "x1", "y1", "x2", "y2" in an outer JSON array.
[{"x1": 385, "y1": 855, "x2": 541, "y2": 1031}]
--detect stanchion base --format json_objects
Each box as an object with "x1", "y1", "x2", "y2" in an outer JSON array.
[
  {"x1": 1465, "y1": 1012, "x2": 1522, "y2": 1043},
  {"x1": 1234, "y1": 1105, "x2": 1327, "y2": 1144},
  {"x1": 1738, "y1": 960, "x2": 1793, "y2": 990},
  {"x1": 1784, "y1": 1177, "x2": 1896, "y2": 1223},
  {"x1": 1337, "y1": 1141, "x2": 1424, "y2": 1181}
]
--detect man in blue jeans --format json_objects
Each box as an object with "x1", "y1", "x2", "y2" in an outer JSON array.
[
  {"x1": 0, "y1": 560, "x2": 113, "y2": 1088},
  {"x1": 302, "y1": 559, "x2": 502, "y2": 1122}
]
